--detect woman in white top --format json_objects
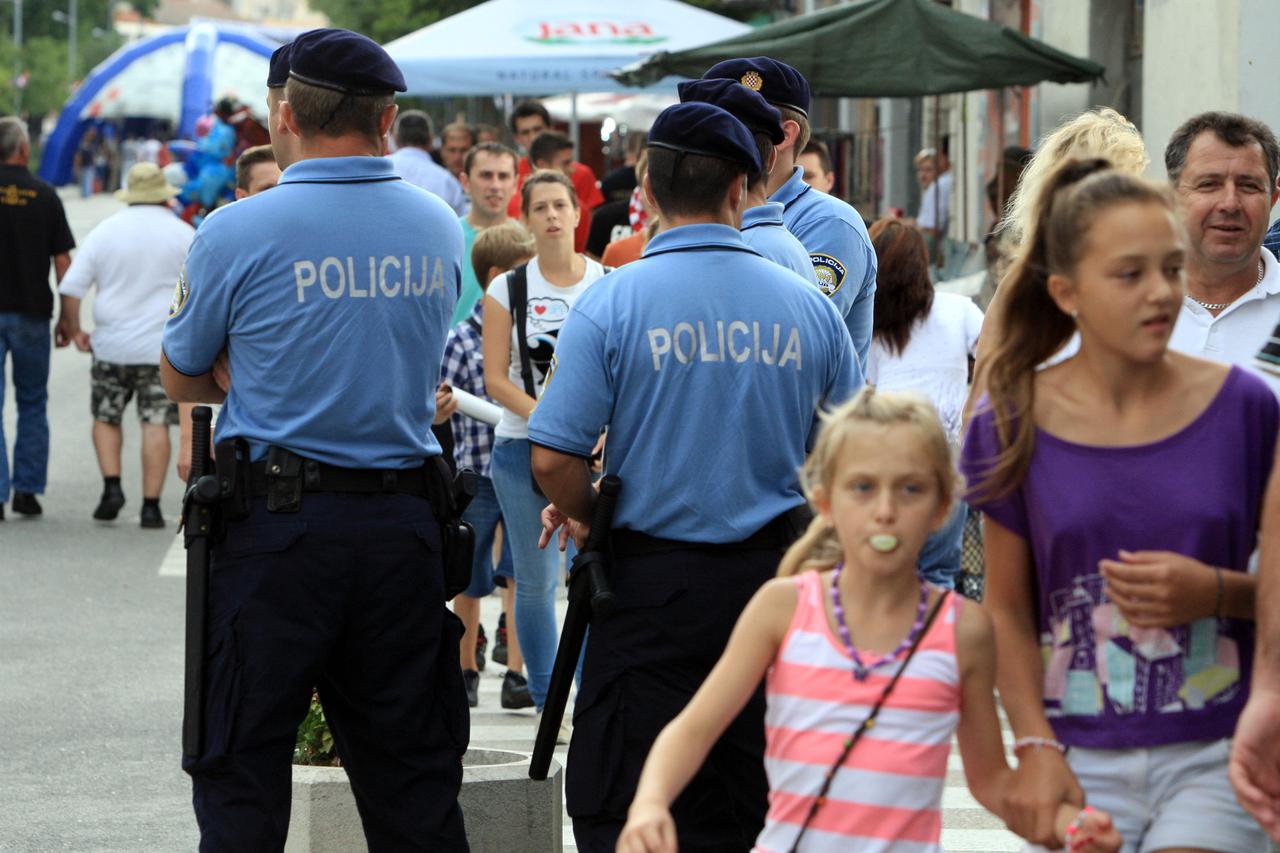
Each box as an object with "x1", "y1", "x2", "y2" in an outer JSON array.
[
  {"x1": 483, "y1": 170, "x2": 607, "y2": 721},
  {"x1": 866, "y1": 218, "x2": 983, "y2": 588}
]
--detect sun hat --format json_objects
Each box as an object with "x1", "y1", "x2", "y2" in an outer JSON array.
[{"x1": 115, "y1": 162, "x2": 181, "y2": 204}]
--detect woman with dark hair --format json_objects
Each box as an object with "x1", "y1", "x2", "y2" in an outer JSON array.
[{"x1": 866, "y1": 218, "x2": 983, "y2": 587}]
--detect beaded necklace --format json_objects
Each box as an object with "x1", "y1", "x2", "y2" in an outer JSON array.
[{"x1": 829, "y1": 562, "x2": 929, "y2": 681}]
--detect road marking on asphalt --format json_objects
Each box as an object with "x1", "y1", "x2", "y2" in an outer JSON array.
[{"x1": 159, "y1": 533, "x2": 186, "y2": 577}]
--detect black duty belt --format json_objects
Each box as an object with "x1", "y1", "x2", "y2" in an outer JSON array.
[
  {"x1": 611, "y1": 504, "x2": 812, "y2": 557},
  {"x1": 248, "y1": 459, "x2": 433, "y2": 498}
]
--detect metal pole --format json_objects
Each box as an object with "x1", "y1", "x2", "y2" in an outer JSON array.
[
  {"x1": 67, "y1": 0, "x2": 76, "y2": 87},
  {"x1": 569, "y1": 91, "x2": 579, "y2": 161},
  {"x1": 13, "y1": 0, "x2": 22, "y2": 113}
]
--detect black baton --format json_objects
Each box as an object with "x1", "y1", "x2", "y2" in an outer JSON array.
[
  {"x1": 181, "y1": 406, "x2": 219, "y2": 758},
  {"x1": 529, "y1": 475, "x2": 621, "y2": 780}
]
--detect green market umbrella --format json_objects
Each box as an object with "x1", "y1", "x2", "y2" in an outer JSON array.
[{"x1": 610, "y1": 0, "x2": 1104, "y2": 96}]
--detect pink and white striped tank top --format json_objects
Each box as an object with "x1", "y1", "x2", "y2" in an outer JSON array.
[{"x1": 752, "y1": 570, "x2": 961, "y2": 853}]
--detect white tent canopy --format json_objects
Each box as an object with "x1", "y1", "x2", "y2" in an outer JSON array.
[
  {"x1": 384, "y1": 0, "x2": 751, "y2": 96},
  {"x1": 542, "y1": 92, "x2": 676, "y2": 128}
]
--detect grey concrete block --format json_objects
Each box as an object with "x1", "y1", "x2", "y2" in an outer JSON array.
[{"x1": 286, "y1": 749, "x2": 562, "y2": 853}]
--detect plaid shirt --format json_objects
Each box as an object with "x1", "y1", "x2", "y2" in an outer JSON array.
[{"x1": 440, "y1": 303, "x2": 496, "y2": 476}]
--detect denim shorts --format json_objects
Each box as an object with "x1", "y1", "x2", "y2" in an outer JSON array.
[{"x1": 1026, "y1": 738, "x2": 1265, "y2": 853}]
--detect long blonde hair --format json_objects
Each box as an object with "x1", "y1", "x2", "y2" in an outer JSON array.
[
  {"x1": 972, "y1": 160, "x2": 1178, "y2": 501},
  {"x1": 1001, "y1": 108, "x2": 1148, "y2": 249},
  {"x1": 778, "y1": 388, "x2": 955, "y2": 578}
]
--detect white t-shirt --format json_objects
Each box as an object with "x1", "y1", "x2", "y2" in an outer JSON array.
[
  {"x1": 866, "y1": 291, "x2": 983, "y2": 443},
  {"x1": 917, "y1": 170, "x2": 953, "y2": 234},
  {"x1": 59, "y1": 204, "x2": 195, "y2": 365},
  {"x1": 487, "y1": 256, "x2": 607, "y2": 438}
]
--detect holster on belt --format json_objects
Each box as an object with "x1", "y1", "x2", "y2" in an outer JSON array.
[
  {"x1": 214, "y1": 438, "x2": 252, "y2": 521},
  {"x1": 265, "y1": 446, "x2": 304, "y2": 513},
  {"x1": 435, "y1": 455, "x2": 478, "y2": 601}
]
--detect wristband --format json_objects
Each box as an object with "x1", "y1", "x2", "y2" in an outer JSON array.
[
  {"x1": 1064, "y1": 805, "x2": 1095, "y2": 852},
  {"x1": 1214, "y1": 567, "x2": 1225, "y2": 619},
  {"x1": 1013, "y1": 732, "x2": 1064, "y2": 753}
]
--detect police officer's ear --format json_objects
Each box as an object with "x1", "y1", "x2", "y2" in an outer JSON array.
[
  {"x1": 726, "y1": 172, "x2": 748, "y2": 220},
  {"x1": 641, "y1": 172, "x2": 658, "y2": 218},
  {"x1": 777, "y1": 119, "x2": 803, "y2": 158},
  {"x1": 377, "y1": 103, "x2": 399, "y2": 149},
  {"x1": 279, "y1": 100, "x2": 302, "y2": 138}
]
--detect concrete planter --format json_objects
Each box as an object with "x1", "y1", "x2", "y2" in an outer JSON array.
[{"x1": 286, "y1": 749, "x2": 562, "y2": 853}]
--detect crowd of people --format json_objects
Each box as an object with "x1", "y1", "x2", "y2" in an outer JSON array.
[{"x1": 3, "y1": 22, "x2": 1280, "y2": 853}]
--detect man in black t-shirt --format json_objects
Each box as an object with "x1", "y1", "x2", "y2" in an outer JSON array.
[{"x1": 0, "y1": 117, "x2": 76, "y2": 520}]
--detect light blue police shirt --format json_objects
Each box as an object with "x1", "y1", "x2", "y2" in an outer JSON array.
[
  {"x1": 770, "y1": 165, "x2": 877, "y2": 368},
  {"x1": 528, "y1": 223, "x2": 862, "y2": 544},
  {"x1": 741, "y1": 201, "x2": 819, "y2": 285},
  {"x1": 163, "y1": 156, "x2": 463, "y2": 469}
]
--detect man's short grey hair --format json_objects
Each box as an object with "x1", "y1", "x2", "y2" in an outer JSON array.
[
  {"x1": 1165, "y1": 111, "x2": 1280, "y2": 188},
  {"x1": 0, "y1": 117, "x2": 29, "y2": 161},
  {"x1": 394, "y1": 110, "x2": 433, "y2": 149}
]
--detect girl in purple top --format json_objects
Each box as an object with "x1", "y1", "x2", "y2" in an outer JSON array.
[{"x1": 961, "y1": 159, "x2": 1277, "y2": 852}]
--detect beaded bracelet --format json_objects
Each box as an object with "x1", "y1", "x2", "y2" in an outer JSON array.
[
  {"x1": 1214, "y1": 567, "x2": 1225, "y2": 619},
  {"x1": 1064, "y1": 805, "x2": 1095, "y2": 852},
  {"x1": 1012, "y1": 736, "x2": 1066, "y2": 756}
]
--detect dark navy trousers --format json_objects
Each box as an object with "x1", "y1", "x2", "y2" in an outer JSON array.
[
  {"x1": 568, "y1": 546, "x2": 779, "y2": 853},
  {"x1": 182, "y1": 493, "x2": 470, "y2": 852}
]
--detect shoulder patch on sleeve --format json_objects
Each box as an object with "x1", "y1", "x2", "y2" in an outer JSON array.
[
  {"x1": 810, "y1": 254, "x2": 847, "y2": 297},
  {"x1": 169, "y1": 267, "x2": 190, "y2": 318}
]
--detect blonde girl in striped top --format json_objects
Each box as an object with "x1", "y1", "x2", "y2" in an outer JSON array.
[{"x1": 616, "y1": 389, "x2": 1121, "y2": 853}]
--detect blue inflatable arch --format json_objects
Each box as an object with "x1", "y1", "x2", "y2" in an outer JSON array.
[{"x1": 39, "y1": 24, "x2": 275, "y2": 186}]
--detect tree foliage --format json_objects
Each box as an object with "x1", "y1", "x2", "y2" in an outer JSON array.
[{"x1": 2, "y1": 0, "x2": 137, "y2": 116}]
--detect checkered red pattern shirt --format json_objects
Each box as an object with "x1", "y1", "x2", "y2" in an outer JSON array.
[{"x1": 439, "y1": 304, "x2": 496, "y2": 476}]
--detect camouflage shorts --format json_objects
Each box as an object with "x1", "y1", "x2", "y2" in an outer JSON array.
[{"x1": 90, "y1": 360, "x2": 178, "y2": 426}]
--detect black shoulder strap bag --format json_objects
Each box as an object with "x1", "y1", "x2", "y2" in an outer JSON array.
[{"x1": 508, "y1": 263, "x2": 538, "y2": 400}]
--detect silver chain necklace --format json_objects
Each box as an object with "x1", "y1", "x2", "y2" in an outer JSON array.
[{"x1": 1189, "y1": 259, "x2": 1264, "y2": 311}]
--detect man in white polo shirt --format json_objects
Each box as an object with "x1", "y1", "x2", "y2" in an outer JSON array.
[
  {"x1": 1164, "y1": 112, "x2": 1280, "y2": 395},
  {"x1": 388, "y1": 110, "x2": 468, "y2": 216},
  {"x1": 56, "y1": 162, "x2": 194, "y2": 528}
]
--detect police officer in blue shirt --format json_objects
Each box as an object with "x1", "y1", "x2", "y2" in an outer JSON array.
[
  {"x1": 703, "y1": 57, "x2": 878, "y2": 368},
  {"x1": 160, "y1": 29, "x2": 469, "y2": 852},
  {"x1": 676, "y1": 78, "x2": 817, "y2": 285},
  {"x1": 528, "y1": 102, "x2": 862, "y2": 853}
]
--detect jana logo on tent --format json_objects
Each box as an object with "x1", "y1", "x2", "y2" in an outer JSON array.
[{"x1": 522, "y1": 19, "x2": 668, "y2": 46}]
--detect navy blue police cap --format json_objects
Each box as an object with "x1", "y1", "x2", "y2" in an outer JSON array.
[
  {"x1": 677, "y1": 78, "x2": 784, "y2": 146},
  {"x1": 287, "y1": 28, "x2": 407, "y2": 95},
  {"x1": 267, "y1": 42, "x2": 292, "y2": 89},
  {"x1": 702, "y1": 57, "x2": 810, "y2": 118},
  {"x1": 648, "y1": 102, "x2": 762, "y2": 174}
]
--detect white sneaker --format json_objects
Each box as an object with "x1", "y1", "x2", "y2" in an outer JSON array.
[{"x1": 535, "y1": 710, "x2": 571, "y2": 745}]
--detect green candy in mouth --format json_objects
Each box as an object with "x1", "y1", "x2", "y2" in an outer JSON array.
[{"x1": 869, "y1": 534, "x2": 899, "y2": 553}]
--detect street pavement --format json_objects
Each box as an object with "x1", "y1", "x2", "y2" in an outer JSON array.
[{"x1": 0, "y1": 190, "x2": 1020, "y2": 851}]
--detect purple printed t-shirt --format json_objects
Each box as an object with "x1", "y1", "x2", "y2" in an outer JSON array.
[{"x1": 960, "y1": 367, "x2": 1277, "y2": 749}]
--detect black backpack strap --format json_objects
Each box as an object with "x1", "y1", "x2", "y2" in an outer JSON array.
[{"x1": 509, "y1": 263, "x2": 537, "y2": 399}]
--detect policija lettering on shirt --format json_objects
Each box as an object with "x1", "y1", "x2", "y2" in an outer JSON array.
[
  {"x1": 647, "y1": 320, "x2": 803, "y2": 371},
  {"x1": 292, "y1": 254, "x2": 452, "y2": 302}
]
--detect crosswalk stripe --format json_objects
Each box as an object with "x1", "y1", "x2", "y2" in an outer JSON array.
[{"x1": 158, "y1": 533, "x2": 186, "y2": 577}]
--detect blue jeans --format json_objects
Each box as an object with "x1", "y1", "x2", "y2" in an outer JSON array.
[
  {"x1": 918, "y1": 501, "x2": 967, "y2": 589},
  {"x1": 0, "y1": 314, "x2": 52, "y2": 500},
  {"x1": 461, "y1": 475, "x2": 515, "y2": 599},
  {"x1": 490, "y1": 436, "x2": 577, "y2": 709}
]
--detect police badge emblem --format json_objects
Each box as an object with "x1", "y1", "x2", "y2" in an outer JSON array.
[
  {"x1": 169, "y1": 267, "x2": 190, "y2": 317},
  {"x1": 810, "y1": 254, "x2": 847, "y2": 297},
  {"x1": 740, "y1": 71, "x2": 763, "y2": 91}
]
